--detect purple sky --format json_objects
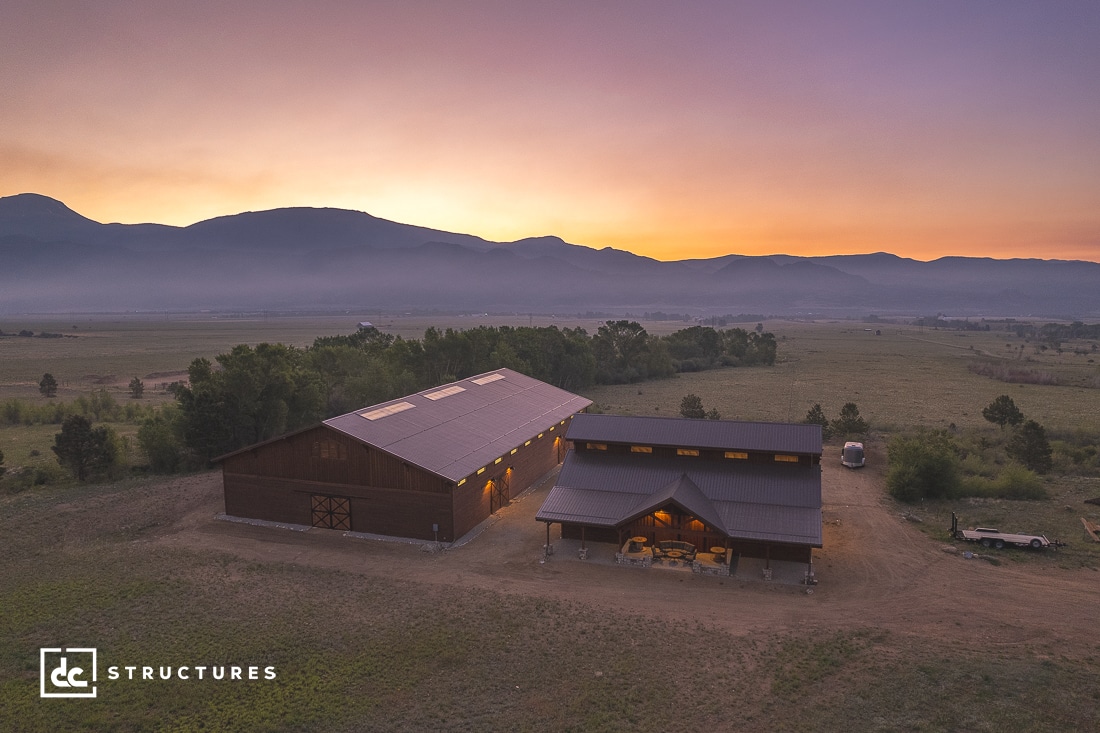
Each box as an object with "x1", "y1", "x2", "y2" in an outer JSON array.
[{"x1": 3, "y1": 1, "x2": 1098, "y2": 261}]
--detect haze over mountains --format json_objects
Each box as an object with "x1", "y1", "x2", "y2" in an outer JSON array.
[{"x1": 1, "y1": 193, "x2": 1097, "y2": 318}]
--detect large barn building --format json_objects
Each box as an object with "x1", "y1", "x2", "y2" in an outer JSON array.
[
  {"x1": 218, "y1": 369, "x2": 591, "y2": 543},
  {"x1": 536, "y1": 413, "x2": 823, "y2": 566}
]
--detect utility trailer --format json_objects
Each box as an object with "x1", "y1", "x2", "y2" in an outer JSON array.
[
  {"x1": 841, "y1": 441, "x2": 865, "y2": 468},
  {"x1": 950, "y1": 512, "x2": 1064, "y2": 550}
]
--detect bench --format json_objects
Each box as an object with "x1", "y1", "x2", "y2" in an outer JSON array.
[{"x1": 651, "y1": 540, "x2": 697, "y2": 562}]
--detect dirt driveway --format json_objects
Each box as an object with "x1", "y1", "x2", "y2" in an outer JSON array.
[{"x1": 158, "y1": 445, "x2": 1098, "y2": 657}]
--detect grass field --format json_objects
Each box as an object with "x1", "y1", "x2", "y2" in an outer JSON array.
[
  {"x1": 2, "y1": 314, "x2": 1099, "y2": 730},
  {"x1": 3, "y1": 474, "x2": 1099, "y2": 732},
  {"x1": 585, "y1": 321, "x2": 1100, "y2": 433}
]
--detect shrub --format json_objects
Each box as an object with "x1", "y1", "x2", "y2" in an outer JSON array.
[
  {"x1": 959, "y1": 464, "x2": 1047, "y2": 500},
  {"x1": 137, "y1": 407, "x2": 188, "y2": 473},
  {"x1": 886, "y1": 430, "x2": 960, "y2": 503}
]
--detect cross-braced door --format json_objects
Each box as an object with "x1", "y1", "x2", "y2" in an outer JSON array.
[
  {"x1": 311, "y1": 495, "x2": 351, "y2": 530},
  {"x1": 489, "y1": 472, "x2": 511, "y2": 514}
]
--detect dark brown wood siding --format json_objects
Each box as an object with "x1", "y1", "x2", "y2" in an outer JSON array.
[
  {"x1": 451, "y1": 418, "x2": 573, "y2": 539},
  {"x1": 223, "y1": 416, "x2": 577, "y2": 543}
]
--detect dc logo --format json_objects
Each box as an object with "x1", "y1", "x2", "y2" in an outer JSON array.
[{"x1": 40, "y1": 648, "x2": 97, "y2": 698}]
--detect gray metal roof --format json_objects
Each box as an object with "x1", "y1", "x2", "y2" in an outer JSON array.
[
  {"x1": 323, "y1": 368, "x2": 591, "y2": 482},
  {"x1": 566, "y1": 413, "x2": 822, "y2": 455},
  {"x1": 536, "y1": 450, "x2": 822, "y2": 547}
]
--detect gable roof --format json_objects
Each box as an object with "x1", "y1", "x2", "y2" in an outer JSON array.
[
  {"x1": 536, "y1": 450, "x2": 822, "y2": 547},
  {"x1": 323, "y1": 368, "x2": 591, "y2": 482},
  {"x1": 566, "y1": 413, "x2": 822, "y2": 455},
  {"x1": 620, "y1": 473, "x2": 727, "y2": 533}
]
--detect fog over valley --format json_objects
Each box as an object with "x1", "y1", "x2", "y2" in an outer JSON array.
[{"x1": 2, "y1": 193, "x2": 1097, "y2": 318}]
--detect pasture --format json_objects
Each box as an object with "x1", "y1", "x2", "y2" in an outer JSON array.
[{"x1": 2, "y1": 314, "x2": 1100, "y2": 731}]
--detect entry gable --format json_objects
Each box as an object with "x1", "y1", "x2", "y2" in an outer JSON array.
[{"x1": 619, "y1": 473, "x2": 728, "y2": 536}]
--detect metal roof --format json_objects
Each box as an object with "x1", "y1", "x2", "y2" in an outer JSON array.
[
  {"x1": 565, "y1": 413, "x2": 822, "y2": 455},
  {"x1": 323, "y1": 368, "x2": 591, "y2": 482},
  {"x1": 536, "y1": 450, "x2": 822, "y2": 547}
]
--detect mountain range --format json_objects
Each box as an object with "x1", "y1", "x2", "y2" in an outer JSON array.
[{"x1": 1, "y1": 193, "x2": 1097, "y2": 318}]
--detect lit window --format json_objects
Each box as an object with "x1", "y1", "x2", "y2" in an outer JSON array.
[
  {"x1": 477, "y1": 467, "x2": 486, "y2": 475},
  {"x1": 725, "y1": 451, "x2": 748, "y2": 460},
  {"x1": 631, "y1": 446, "x2": 653, "y2": 454},
  {"x1": 676, "y1": 448, "x2": 700, "y2": 457},
  {"x1": 510, "y1": 448, "x2": 518, "y2": 455},
  {"x1": 587, "y1": 443, "x2": 608, "y2": 451},
  {"x1": 457, "y1": 478, "x2": 466, "y2": 486},
  {"x1": 494, "y1": 457, "x2": 502, "y2": 464},
  {"x1": 524, "y1": 440, "x2": 531, "y2": 447},
  {"x1": 538, "y1": 433, "x2": 544, "y2": 439},
  {"x1": 775, "y1": 454, "x2": 799, "y2": 463},
  {"x1": 549, "y1": 426, "x2": 555, "y2": 431}
]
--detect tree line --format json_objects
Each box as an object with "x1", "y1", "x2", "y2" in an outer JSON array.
[{"x1": 147, "y1": 322, "x2": 778, "y2": 471}]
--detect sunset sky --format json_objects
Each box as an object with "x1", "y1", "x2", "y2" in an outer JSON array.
[{"x1": 3, "y1": 1, "x2": 1098, "y2": 262}]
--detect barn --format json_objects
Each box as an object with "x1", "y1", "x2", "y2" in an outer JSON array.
[
  {"x1": 536, "y1": 413, "x2": 822, "y2": 568},
  {"x1": 218, "y1": 368, "x2": 591, "y2": 543}
]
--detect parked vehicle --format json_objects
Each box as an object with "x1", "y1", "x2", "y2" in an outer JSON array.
[
  {"x1": 950, "y1": 512, "x2": 1064, "y2": 549},
  {"x1": 841, "y1": 441, "x2": 865, "y2": 468}
]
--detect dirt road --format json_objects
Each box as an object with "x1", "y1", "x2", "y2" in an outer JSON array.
[{"x1": 158, "y1": 446, "x2": 1098, "y2": 658}]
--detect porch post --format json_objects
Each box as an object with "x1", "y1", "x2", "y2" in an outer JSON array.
[{"x1": 545, "y1": 522, "x2": 551, "y2": 557}]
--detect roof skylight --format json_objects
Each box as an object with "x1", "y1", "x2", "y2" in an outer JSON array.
[
  {"x1": 359, "y1": 402, "x2": 416, "y2": 420},
  {"x1": 471, "y1": 373, "x2": 505, "y2": 385},
  {"x1": 424, "y1": 385, "x2": 466, "y2": 400}
]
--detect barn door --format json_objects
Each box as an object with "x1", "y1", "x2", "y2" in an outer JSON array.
[
  {"x1": 311, "y1": 495, "x2": 351, "y2": 530},
  {"x1": 488, "y1": 473, "x2": 511, "y2": 514}
]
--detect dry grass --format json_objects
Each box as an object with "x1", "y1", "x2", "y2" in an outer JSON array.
[
  {"x1": 3, "y1": 315, "x2": 1100, "y2": 730},
  {"x1": 2, "y1": 475, "x2": 1099, "y2": 732},
  {"x1": 584, "y1": 320, "x2": 1100, "y2": 433}
]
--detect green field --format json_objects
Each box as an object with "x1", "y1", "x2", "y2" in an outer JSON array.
[{"x1": 2, "y1": 315, "x2": 1100, "y2": 731}]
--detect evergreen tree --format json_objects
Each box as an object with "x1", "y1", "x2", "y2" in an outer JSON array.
[
  {"x1": 982, "y1": 394, "x2": 1024, "y2": 430},
  {"x1": 129, "y1": 377, "x2": 145, "y2": 399},
  {"x1": 804, "y1": 403, "x2": 833, "y2": 440},
  {"x1": 39, "y1": 373, "x2": 58, "y2": 398},
  {"x1": 831, "y1": 402, "x2": 868, "y2": 437},
  {"x1": 1006, "y1": 420, "x2": 1053, "y2": 474},
  {"x1": 679, "y1": 394, "x2": 706, "y2": 419}
]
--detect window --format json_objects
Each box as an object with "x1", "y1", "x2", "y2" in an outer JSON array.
[
  {"x1": 586, "y1": 443, "x2": 608, "y2": 451},
  {"x1": 631, "y1": 446, "x2": 653, "y2": 454},
  {"x1": 724, "y1": 451, "x2": 748, "y2": 460},
  {"x1": 676, "y1": 448, "x2": 700, "y2": 457},
  {"x1": 775, "y1": 454, "x2": 800, "y2": 463},
  {"x1": 314, "y1": 440, "x2": 347, "y2": 460}
]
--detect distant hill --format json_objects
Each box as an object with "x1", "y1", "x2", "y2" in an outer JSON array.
[{"x1": 1, "y1": 193, "x2": 1097, "y2": 317}]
